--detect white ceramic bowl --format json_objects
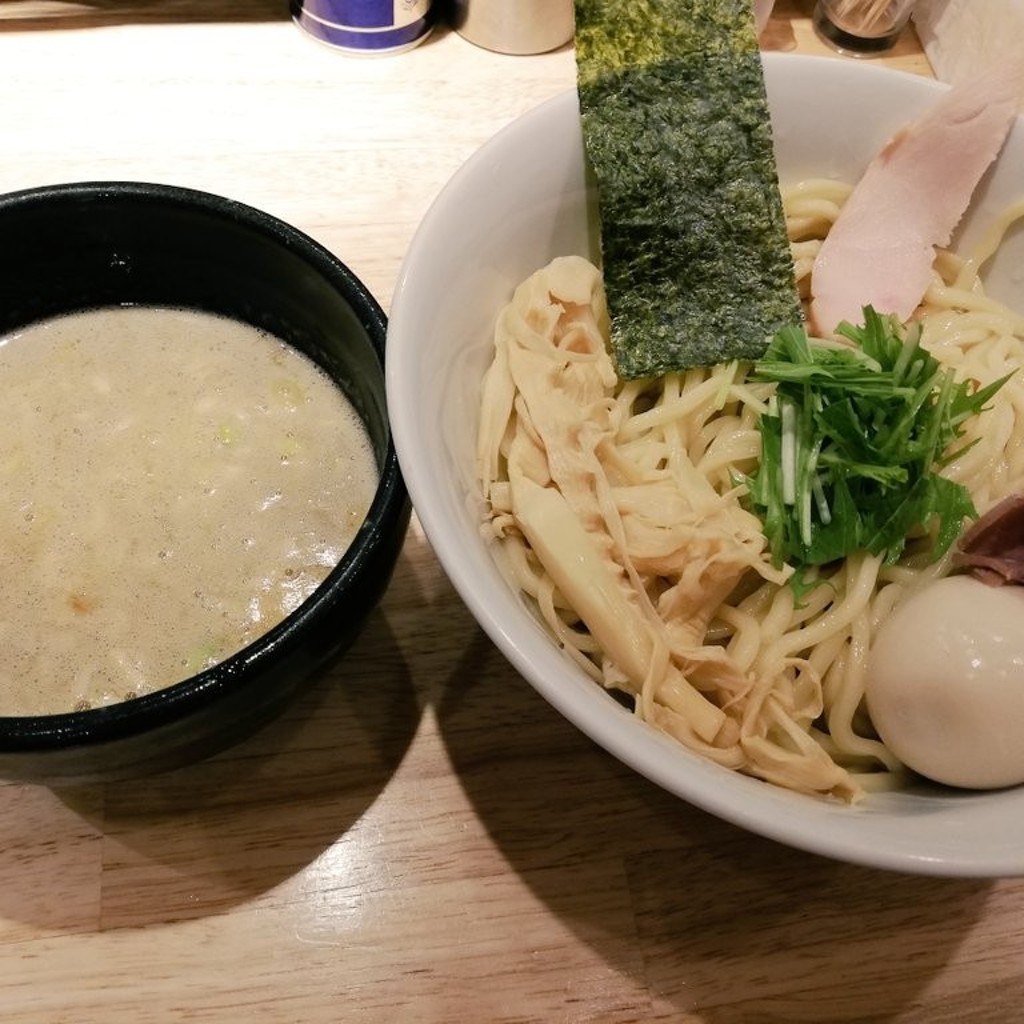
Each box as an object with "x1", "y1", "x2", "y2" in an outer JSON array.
[{"x1": 387, "y1": 53, "x2": 1024, "y2": 876}]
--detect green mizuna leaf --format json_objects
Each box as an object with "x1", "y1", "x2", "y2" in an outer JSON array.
[
  {"x1": 573, "y1": 0, "x2": 802, "y2": 378},
  {"x1": 742, "y1": 309, "x2": 1012, "y2": 580}
]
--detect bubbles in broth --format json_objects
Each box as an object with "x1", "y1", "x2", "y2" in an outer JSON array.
[{"x1": 0, "y1": 306, "x2": 377, "y2": 716}]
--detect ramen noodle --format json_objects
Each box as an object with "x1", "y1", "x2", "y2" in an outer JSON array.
[{"x1": 477, "y1": 179, "x2": 1024, "y2": 802}]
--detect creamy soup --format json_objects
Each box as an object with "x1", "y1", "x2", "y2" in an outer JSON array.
[{"x1": 0, "y1": 306, "x2": 378, "y2": 716}]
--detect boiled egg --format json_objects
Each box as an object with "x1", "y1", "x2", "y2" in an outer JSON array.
[{"x1": 866, "y1": 574, "x2": 1024, "y2": 789}]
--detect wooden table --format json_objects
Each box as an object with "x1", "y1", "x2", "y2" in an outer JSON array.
[{"x1": 1, "y1": 3, "x2": 1015, "y2": 1022}]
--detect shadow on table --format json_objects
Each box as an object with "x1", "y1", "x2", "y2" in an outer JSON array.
[
  {"x1": 435, "y1": 630, "x2": 999, "y2": 1023},
  {"x1": 0, "y1": 546, "x2": 426, "y2": 932},
  {"x1": 0, "y1": 0, "x2": 289, "y2": 31}
]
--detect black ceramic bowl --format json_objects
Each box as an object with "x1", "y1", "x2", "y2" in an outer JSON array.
[{"x1": 0, "y1": 181, "x2": 410, "y2": 784}]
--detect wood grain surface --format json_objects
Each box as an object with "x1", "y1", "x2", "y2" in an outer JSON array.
[{"x1": 2, "y1": 2, "x2": 1019, "y2": 1022}]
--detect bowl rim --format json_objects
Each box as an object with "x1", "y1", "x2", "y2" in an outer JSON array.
[{"x1": 0, "y1": 179, "x2": 408, "y2": 751}]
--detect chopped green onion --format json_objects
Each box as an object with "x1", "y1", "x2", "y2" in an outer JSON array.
[
  {"x1": 741, "y1": 307, "x2": 1012, "y2": 583},
  {"x1": 780, "y1": 397, "x2": 797, "y2": 507}
]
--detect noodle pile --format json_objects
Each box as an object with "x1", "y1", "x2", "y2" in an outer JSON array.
[{"x1": 476, "y1": 179, "x2": 1024, "y2": 802}]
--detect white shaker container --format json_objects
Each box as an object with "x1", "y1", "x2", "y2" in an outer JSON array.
[{"x1": 452, "y1": 0, "x2": 575, "y2": 55}]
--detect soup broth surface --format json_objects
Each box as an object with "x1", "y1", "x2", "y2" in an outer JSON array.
[{"x1": 0, "y1": 305, "x2": 377, "y2": 716}]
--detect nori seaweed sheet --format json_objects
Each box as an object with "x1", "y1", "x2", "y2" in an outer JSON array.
[{"x1": 574, "y1": 0, "x2": 802, "y2": 378}]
